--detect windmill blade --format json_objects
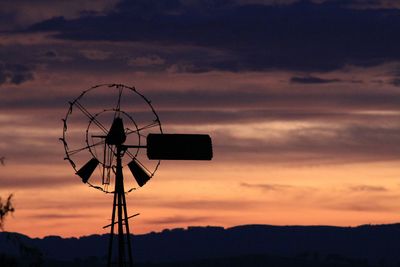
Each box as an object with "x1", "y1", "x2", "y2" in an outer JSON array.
[
  {"x1": 76, "y1": 157, "x2": 99, "y2": 183},
  {"x1": 147, "y1": 134, "x2": 213, "y2": 160},
  {"x1": 128, "y1": 159, "x2": 151, "y2": 187}
]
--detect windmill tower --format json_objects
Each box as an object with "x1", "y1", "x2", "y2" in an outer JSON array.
[{"x1": 61, "y1": 84, "x2": 212, "y2": 267}]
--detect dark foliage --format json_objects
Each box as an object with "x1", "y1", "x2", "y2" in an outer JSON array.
[{"x1": 0, "y1": 194, "x2": 14, "y2": 230}]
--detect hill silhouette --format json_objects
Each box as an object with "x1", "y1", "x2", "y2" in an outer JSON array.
[{"x1": 1, "y1": 223, "x2": 400, "y2": 266}]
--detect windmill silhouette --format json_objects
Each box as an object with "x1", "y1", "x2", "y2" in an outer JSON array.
[{"x1": 61, "y1": 84, "x2": 212, "y2": 267}]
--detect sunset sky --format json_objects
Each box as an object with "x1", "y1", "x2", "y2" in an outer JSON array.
[{"x1": 1, "y1": 0, "x2": 400, "y2": 238}]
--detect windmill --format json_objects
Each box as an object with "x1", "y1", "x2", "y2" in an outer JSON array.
[{"x1": 60, "y1": 84, "x2": 212, "y2": 267}]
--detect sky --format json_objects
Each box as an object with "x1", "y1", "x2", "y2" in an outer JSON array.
[{"x1": 1, "y1": 0, "x2": 400, "y2": 238}]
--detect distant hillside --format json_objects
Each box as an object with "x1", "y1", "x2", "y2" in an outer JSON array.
[{"x1": 1, "y1": 224, "x2": 400, "y2": 266}]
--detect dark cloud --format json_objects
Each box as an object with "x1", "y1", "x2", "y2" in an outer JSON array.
[
  {"x1": 0, "y1": 62, "x2": 34, "y2": 85},
  {"x1": 349, "y1": 185, "x2": 388, "y2": 192},
  {"x1": 148, "y1": 90, "x2": 400, "y2": 111},
  {"x1": 1, "y1": 85, "x2": 400, "y2": 127},
  {"x1": 157, "y1": 200, "x2": 259, "y2": 210},
  {"x1": 343, "y1": 203, "x2": 392, "y2": 212},
  {"x1": 0, "y1": 0, "x2": 118, "y2": 31},
  {"x1": 324, "y1": 199, "x2": 399, "y2": 212},
  {"x1": 145, "y1": 215, "x2": 211, "y2": 225},
  {"x1": 241, "y1": 182, "x2": 294, "y2": 191},
  {"x1": 21, "y1": 197, "x2": 111, "y2": 210},
  {"x1": 212, "y1": 123, "x2": 400, "y2": 165},
  {"x1": 343, "y1": 0, "x2": 400, "y2": 9},
  {"x1": 0, "y1": 176, "x2": 75, "y2": 189},
  {"x1": 27, "y1": 213, "x2": 96, "y2": 219},
  {"x1": 158, "y1": 109, "x2": 368, "y2": 125},
  {"x1": 320, "y1": 187, "x2": 400, "y2": 212},
  {"x1": 390, "y1": 78, "x2": 400, "y2": 87},
  {"x1": 4, "y1": 86, "x2": 400, "y2": 112},
  {"x1": 26, "y1": 0, "x2": 400, "y2": 72},
  {"x1": 290, "y1": 76, "x2": 341, "y2": 84},
  {"x1": 44, "y1": 50, "x2": 57, "y2": 58}
]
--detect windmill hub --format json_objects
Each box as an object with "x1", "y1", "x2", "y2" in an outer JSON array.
[{"x1": 106, "y1": 117, "x2": 127, "y2": 146}]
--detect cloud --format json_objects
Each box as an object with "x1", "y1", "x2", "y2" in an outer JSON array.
[
  {"x1": 324, "y1": 197, "x2": 400, "y2": 212},
  {"x1": 329, "y1": 203, "x2": 391, "y2": 212},
  {"x1": 349, "y1": 185, "x2": 388, "y2": 192},
  {"x1": 80, "y1": 49, "x2": 112, "y2": 60},
  {"x1": 5, "y1": 81, "x2": 400, "y2": 114},
  {"x1": 345, "y1": 0, "x2": 400, "y2": 9},
  {"x1": 210, "y1": 122, "x2": 400, "y2": 165},
  {"x1": 241, "y1": 182, "x2": 294, "y2": 191},
  {"x1": 45, "y1": 50, "x2": 57, "y2": 58},
  {"x1": 0, "y1": 62, "x2": 34, "y2": 85},
  {"x1": 26, "y1": 1, "x2": 400, "y2": 72},
  {"x1": 236, "y1": 0, "x2": 400, "y2": 9},
  {"x1": 132, "y1": 199, "x2": 262, "y2": 210},
  {"x1": 21, "y1": 197, "x2": 111, "y2": 211},
  {"x1": 27, "y1": 213, "x2": 96, "y2": 219},
  {"x1": 147, "y1": 89, "x2": 400, "y2": 112},
  {"x1": 0, "y1": 80, "x2": 399, "y2": 165},
  {"x1": 145, "y1": 215, "x2": 211, "y2": 225},
  {"x1": 0, "y1": 175, "x2": 76, "y2": 189},
  {"x1": 390, "y1": 78, "x2": 400, "y2": 87},
  {"x1": 0, "y1": 32, "x2": 64, "y2": 46},
  {"x1": 128, "y1": 55, "x2": 165, "y2": 67},
  {"x1": 0, "y1": 0, "x2": 118, "y2": 30},
  {"x1": 290, "y1": 76, "x2": 341, "y2": 84},
  {"x1": 235, "y1": 0, "x2": 298, "y2": 5}
]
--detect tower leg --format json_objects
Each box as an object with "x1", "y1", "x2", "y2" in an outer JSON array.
[
  {"x1": 117, "y1": 191, "x2": 125, "y2": 265},
  {"x1": 122, "y1": 191, "x2": 133, "y2": 266},
  {"x1": 107, "y1": 188, "x2": 118, "y2": 267},
  {"x1": 107, "y1": 146, "x2": 134, "y2": 267}
]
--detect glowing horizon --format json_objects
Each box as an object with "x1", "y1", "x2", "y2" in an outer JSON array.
[{"x1": 1, "y1": 0, "x2": 400, "y2": 238}]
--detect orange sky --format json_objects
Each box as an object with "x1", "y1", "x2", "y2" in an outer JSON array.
[
  {"x1": 2, "y1": 153, "x2": 400, "y2": 237},
  {"x1": 1, "y1": 0, "x2": 400, "y2": 238},
  {"x1": 1, "y1": 70, "x2": 400, "y2": 238}
]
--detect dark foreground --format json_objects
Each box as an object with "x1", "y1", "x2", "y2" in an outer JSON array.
[
  {"x1": 0, "y1": 253, "x2": 388, "y2": 267},
  {"x1": 1, "y1": 223, "x2": 400, "y2": 266}
]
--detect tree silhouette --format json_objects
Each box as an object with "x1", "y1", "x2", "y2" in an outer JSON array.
[
  {"x1": 0, "y1": 191, "x2": 40, "y2": 265},
  {"x1": 0, "y1": 194, "x2": 14, "y2": 230},
  {"x1": 0, "y1": 156, "x2": 14, "y2": 230}
]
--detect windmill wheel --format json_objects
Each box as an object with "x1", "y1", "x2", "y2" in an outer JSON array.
[{"x1": 61, "y1": 84, "x2": 162, "y2": 193}]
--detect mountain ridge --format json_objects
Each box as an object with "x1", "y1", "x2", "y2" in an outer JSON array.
[{"x1": 1, "y1": 223, "x2": 400, "y2": 265}]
